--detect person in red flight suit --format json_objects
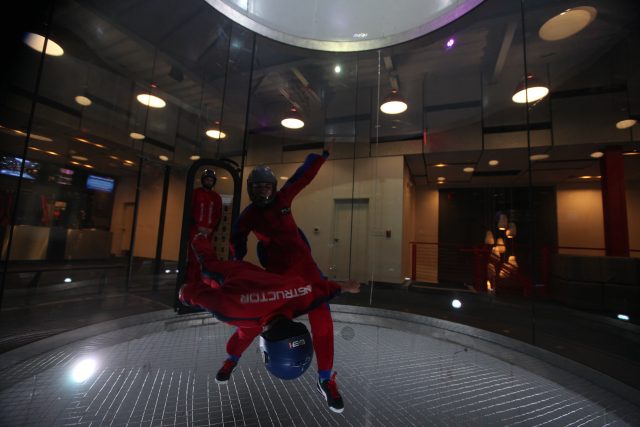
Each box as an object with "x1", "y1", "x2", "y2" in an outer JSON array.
[
  {"x1": 186, "y1": 169, "x2": 223, "y2": 286},
  {"x1": 180, "y1": 234, "x2": 359, "y2": 413},
  {"x1": 229, "y1": 141, "x2": 345, "y2": 410}
]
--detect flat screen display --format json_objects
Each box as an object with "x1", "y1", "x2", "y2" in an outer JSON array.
[
  {"x1": 86, "y1": 174, "x2": 115, "y2": 192},
  {"x1": 0, "y1": 155, "x2": 39, "y2": 180}
]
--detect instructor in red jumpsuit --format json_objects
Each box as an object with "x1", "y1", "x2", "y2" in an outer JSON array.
[
  {"x1": 186, "y1": 169, "x2": 222, "y2": 285},
  {"x1": 180, "y1": 234, "x2": 359, "y2": 413},
  {"x1": 226, "y1": 141, "x2": 347, "y2": 411}
]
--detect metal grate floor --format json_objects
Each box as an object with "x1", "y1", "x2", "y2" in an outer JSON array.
[{"x1": 0, "y1": 311, "x2": 637, "y2": 426}]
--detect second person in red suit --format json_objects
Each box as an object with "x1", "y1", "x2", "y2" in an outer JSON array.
[{"x1": 186, "y1": 168, "x2": 222, "y2": 286}]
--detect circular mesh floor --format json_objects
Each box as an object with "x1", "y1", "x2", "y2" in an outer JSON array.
[{"x1": 0, "y1": 308, "x2": 637, "y2": 426}]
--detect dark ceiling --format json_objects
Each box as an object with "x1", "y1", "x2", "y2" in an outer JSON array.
[{"x1": 2, "y1": 0, "x2": 639, "y2": 187}]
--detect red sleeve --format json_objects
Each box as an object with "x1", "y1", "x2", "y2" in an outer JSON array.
[{"x1": 278, "y1": 153, "x2": 326, "y2": 204}]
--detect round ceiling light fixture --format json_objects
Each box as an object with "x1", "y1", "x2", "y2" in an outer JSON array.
[
  {"x1": 281, "y1": 106, "x2": 305, "y2": 129},
  {"x1": 539, "y1": 6, "x2": 597, "y2": 41},
  {"x1": 616, "y1": 119, "x2": 637, "y2": 129},
  {"x1": 206, "y1": 129, "x2": 227, "y2": 139},
  {"x1": 23, "y1": 32, "x2": 64, "y2": 56},
  {"x1": 136, "y1": 93, "x2": 166, "y2": 108},
  {"x1": 380, "y1": 89, "x2": 408, "y2": 114},
  {"x1": 512, "y1": 74, "x2": 549, "y2": 104},
  {"x1": 129, "y1": 132, "x2": 145, "y2": 140},
  {"x1": 74, "y1": 95, "x2": 92, "y2": 107}
]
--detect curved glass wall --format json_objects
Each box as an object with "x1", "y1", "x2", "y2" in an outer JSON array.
[{"x1": 1, "y1": 0, "x2": 638, "y2": 390}]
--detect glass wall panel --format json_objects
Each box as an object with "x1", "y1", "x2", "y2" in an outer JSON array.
[{"x1": 1, "y1": 0, "x2": 638, "y2": 392}]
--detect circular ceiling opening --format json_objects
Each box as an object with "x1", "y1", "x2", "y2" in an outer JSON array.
[{"x1": 205, "y1": 0, "x2": 486, "y2": 52}]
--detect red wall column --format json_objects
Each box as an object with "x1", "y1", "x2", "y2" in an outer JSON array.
[{"x1": 600, "y1": 147, "x2": 629, "y2": 256}]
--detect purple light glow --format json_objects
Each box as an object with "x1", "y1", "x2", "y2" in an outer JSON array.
[{"x1": 446, "y1": 38, "x2": 455, "y2": 48}]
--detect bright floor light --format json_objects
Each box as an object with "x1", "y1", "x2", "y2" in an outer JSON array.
[
  {"x1": 451, "y1": 299, "x2": 462, "y2": 309},
  {"x1": 64, "y1": 277, "x2": 72, "y2": 283},
  {"x1": 617, "y1": 314, "x2": 630, "y2": 321},
  {"x1": 71, "y1": 358, "x2": 97, "y2": 383}
]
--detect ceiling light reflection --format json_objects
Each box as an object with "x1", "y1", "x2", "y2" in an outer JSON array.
[
  {"x1": 23, "y1": 32, "x2": 64, "y2": 56},
  {"x1": 136, "y1": 93, "x2": 166, "y2": 108}
]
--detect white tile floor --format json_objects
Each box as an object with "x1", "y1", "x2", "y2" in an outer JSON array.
[{"x1": 0, "y1": 308, "x2": 638, "y2": 426}]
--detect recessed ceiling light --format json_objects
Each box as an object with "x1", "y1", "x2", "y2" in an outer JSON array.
[
  {"x1": 463, "y1": 167, "x2": 475, "y2": 173},
  {"x1": 74, "y1": 95, "x2": 92, "y2": 106},
  {"x1": 579, "y1": 175, "x2": 593, "y2": 179},
  {"x1": 488, "y1": 160, "x2": 499, "y2": 166},
  {"x1": 129, "y1": 132, "x2": 145, "y2": 140},
  {"x1": 530, "y1": 154, "x2": 550, "y2": 161},
  {"x1": 71, "y1": 155, "x2": 88, "y2": 161},
  {"x1": 280, "y1": 176, "x2": 288, "y2": 180},
  {"x1": 437, "y1": 180, "x2": 445, "y2": 184},
  {"x1": 136, "y1": 93, "x2": 166, "y2": 108},
  {"x1": 83, "y1": 163, "x2": 94, "y2": 169},
  {"x1": 539, "y1": 6, "x2": 597, "y2": 41},
  {"x1": 434, "y1": 163, "x2": 446, "y2": 167},
  {"x1": 123, "y1": 160, "x2": 135, "y2": 166},
  {"x1": 189, "y1": 155, "x2": 201, "y2": 161},
  {"x1": 23, "y1": 32, "x2": 64, "y2": 56},
  {"x1": 616, "y1": 119, "x2": 637, "y2": 129},
  {"x1": 334, "y1": 65, "x2": 341, "y2": 73},
  {"x1": 623, "y1": 151, "x2": 639, "y2": 156},
  {"x1": 590, "y1": 151, "x2": 604, "y2": 159},
  {"x1": 205, "y1": 129, "x2": 227, "y2": 139},
  {"x1": 109, "y1": 155, "x2": 119, "y2": 160},
  {"x1": 437, "y1": 176, "x2": 445, "y2": 181},
  {"x1": 159, "y1": 155, "x2": 169, "y2": 161}
]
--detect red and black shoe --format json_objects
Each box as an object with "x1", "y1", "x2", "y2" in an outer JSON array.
[
  {"x1": 317, "y1": 372, "x2": 344, "y2": 413},
  {"x1": 215, "y1": 359, "x2": 237, "y2": 385}
]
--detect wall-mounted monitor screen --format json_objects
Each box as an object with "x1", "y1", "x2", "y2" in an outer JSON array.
[
  {"x1": 86, "y1": 174, "x2": 115, "y2": 192},
  {"x1": 0, "y1": 155, "x2": 39, "y2": 180}
]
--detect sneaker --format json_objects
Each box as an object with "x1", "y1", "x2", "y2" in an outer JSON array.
[
  {"x1": 215, "y1": 359, "x2": 237, "y2": 384},
  {"x1": 317, "y1": 372, "x2": 344, "y2": 413}
]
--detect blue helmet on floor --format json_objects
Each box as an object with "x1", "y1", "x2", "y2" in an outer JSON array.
[{"x1": 260, "y1": 318, "x2": 313, "y2": 380}]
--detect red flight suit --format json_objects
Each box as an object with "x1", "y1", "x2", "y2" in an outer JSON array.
[
  {"x1": 229, "y1": 151, "x2": 335, "y2": 371},
  {"x1": 183, "y1": 236, "x2": 341, "y2": 369},
  {"x1": 186, "y1": 186, "x2": 222, "y2": 284}
]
